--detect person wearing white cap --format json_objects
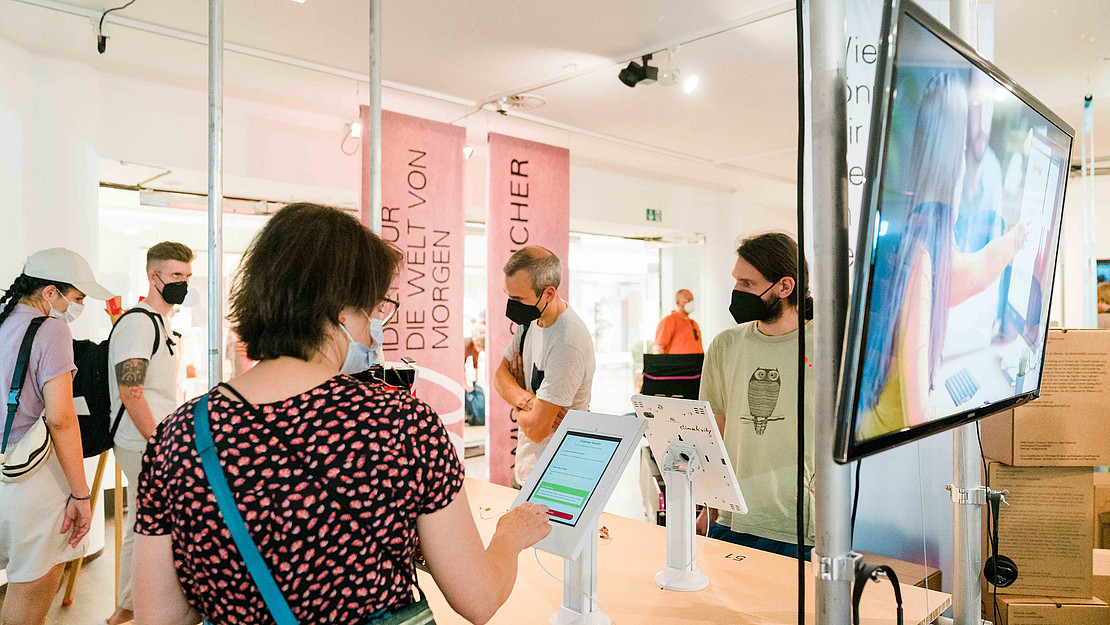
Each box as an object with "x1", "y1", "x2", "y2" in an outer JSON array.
[{"x1": 0, "y1": 247, "x2": 114, "y2": 625}]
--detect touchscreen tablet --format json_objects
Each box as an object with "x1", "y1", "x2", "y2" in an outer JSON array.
[{"x1": 526, "y1": 431, "x2": 622, "y2": 526}]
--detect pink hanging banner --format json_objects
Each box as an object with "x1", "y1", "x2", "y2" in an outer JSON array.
[
  {"x1": 361, "y1": 107, "x2": 467, "y2": 454},
  {"x1": 486, "y1": 133, "x2": 570, "y2": 486}
]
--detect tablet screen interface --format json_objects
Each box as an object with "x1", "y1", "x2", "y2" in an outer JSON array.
[{"x1": 527, "y1": 431, "x2": 621, "y2": 526}]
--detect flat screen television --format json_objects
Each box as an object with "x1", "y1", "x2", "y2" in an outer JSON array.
[{"x1": 834, "y1": 0, "x2": 1074, "y2": 463}]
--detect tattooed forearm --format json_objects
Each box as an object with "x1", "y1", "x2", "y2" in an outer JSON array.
[{"x1": 115, "y1": 358, "x2": 149, "y2": 388}]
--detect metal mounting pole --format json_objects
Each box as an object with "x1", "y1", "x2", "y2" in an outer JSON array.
[
  {"x1": 367, "y1": 0, "x2": 382, "y2": 234},
  {"x1": 949, "y1": 3, "x2": 986, "y2": 624},
  {"x1": 1081, "y1": 95, "x2": 1097, "y2": 329},
  {"x1": 207, "y1": 0, "x2": 223, "y2": 388},
  {"x1": 656, "y1": 443, "x2": 709, "y2": 592},
  {"x1": 551, "y1": 530, "x2": 609, "y2": 625},
  {"x1": 809, "y1": 0, "x2": 855, "y2": 622}
]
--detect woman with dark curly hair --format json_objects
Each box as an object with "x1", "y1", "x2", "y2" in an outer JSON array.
[{"x1": 133, "y1": 203, "x2": 551, "y2": 625}]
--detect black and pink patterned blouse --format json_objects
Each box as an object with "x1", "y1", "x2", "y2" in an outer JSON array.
[{"x1": 136, "y1": 375, "x2": 464, "y2": 624}]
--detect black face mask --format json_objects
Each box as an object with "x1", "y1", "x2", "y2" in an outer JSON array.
[
  {"x1": 505, "y1": 293, "x2": 548, "y2": 326},
  {"x1": 157, "y1": 275, "x2": 189, "y2": 306},
  {"x1": 729, "y1": 283, "x2": 779, "y2": 325}
]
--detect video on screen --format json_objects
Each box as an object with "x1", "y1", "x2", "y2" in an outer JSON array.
[{"x1": 852, "y1": 13, "x2": 1071, "y2": 445}]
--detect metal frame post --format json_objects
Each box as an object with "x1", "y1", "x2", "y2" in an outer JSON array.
[
  {"x1": 948, "y1": 3, "x2": 987, "y2": 625},
  {"x1": 1081, "y1": 96, "x2": 1097, "y2": 329},
  {"x1": 207, "y1": 0, "x2": 223, "y2": 388},
  {"x1": 809, "y1": 0, "x2": 855, "y2": 622},
  {"x1": 367, "y1": 0, "x2": 382, "y2": 234}
]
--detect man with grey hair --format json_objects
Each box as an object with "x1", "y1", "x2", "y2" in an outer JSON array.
[{"x1": 494, "y1": 246, "x2": 596, "y2": 488}]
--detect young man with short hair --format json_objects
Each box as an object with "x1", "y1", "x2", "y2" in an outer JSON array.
[
  {"x1": 493, "y1": 246, "x2": 595, "y2": 488},
  {"x1": 106, "y1": 241, "x2": 194, "y2": 625},
  {"x1": 697, "y1": 232, "x2": 816, "y2": 558}
]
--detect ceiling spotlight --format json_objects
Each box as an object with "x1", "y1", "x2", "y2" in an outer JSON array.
[
  {"x1": 619, "y1": 54, "x2": 658, "y2": 88},
  {"x1": 349, "y1": 120, "x2": 361, "y2": 139},
  {"x1": 463, "y1": 145, "x2": 475, "y2": 159},
  {"x1": 656, "y1": 47, "x2": 698, "y2": 94}
]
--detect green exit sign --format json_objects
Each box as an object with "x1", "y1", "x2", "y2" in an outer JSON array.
[{"x1": 646, "y1": 208, "x2": 663, "y2": 222}]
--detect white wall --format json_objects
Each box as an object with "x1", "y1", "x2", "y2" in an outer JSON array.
[
  {"x1": 0, "y1": 47, "x2": 109, "y2": 573},
  {"x1": 0, "y1": 36, "x2": 32, "y2": 278}
]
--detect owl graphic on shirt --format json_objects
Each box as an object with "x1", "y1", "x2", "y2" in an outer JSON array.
[{"x1": 742, "y1": 367, "x2": 786, "y2": 435}]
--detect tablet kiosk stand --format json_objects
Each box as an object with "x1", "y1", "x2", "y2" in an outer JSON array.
[
  {"x1": 550, "y1": 529, "x2": 610, "y2": 625},
  {"x1": 655, "y1": 442, "x2": 709, "y2": 592}
]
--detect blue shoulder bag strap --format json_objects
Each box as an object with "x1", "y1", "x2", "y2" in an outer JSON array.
[
  {"x1": 3, "y1": 317, "x2": 46, "y2": 454},
  {"x1": 192, "y1": 393, "x2": 299, "y2": 625}
]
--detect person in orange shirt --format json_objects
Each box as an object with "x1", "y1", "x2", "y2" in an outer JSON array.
[{"x1": 653, "y1": 289, "x2": 703, "y2": 354}]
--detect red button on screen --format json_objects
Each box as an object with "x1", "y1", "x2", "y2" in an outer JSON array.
[{"x1": 547, "y1": 509, "x2": 572, "y2": 520}]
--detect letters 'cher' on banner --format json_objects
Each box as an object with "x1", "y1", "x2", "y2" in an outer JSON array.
[
  {"x1": 360, "y1": 106, "x2": 467, "y2": 455},
  {"x1": 487, "y1": 133, "x2": 570, "y2": 486}
]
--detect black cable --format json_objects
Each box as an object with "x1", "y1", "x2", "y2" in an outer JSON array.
[
  {"x1": 976, "y1": 423, "x2": 1001, "y2": 625},
  {"x1": 853, "y1": 564, "x2": 904, "y2": 625},
  {"x1": 97, "y1": 0, "x2": 137, "y2": 54},
  {"x1": 850, "y1": 459, "x2": 862, "y2": 546},
  {"x1": 793, "y1": 0, "x2": 806, "y2": 623}
]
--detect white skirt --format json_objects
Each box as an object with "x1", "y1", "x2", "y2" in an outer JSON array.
[{"x1": 0, "y1": 447, "x2": 91, "y2": 583}]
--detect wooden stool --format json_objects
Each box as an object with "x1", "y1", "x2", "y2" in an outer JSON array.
[{"x1": 60, "y1": 451, "x2": 122, "y2": 608}]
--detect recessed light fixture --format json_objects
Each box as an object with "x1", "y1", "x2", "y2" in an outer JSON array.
[{"x1": 292, "y1": 0, "x2": 306, "y2": 3}]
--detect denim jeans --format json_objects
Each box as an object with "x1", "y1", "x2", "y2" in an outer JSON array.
[{"x1": 708, "y1": 522, "x2": 813, "y2": 560}]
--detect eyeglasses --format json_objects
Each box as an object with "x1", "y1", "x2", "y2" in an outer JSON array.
[{"x1": 375, "y1": 297, "x2": 400, "y2": 324}]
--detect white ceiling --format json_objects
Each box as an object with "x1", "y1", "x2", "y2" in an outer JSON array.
[{"x1": 3, "y1": 0, "x2": 1110, "y2": 183}]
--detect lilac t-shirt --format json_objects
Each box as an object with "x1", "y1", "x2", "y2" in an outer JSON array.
[{"x1": 0, "y1": 304, "x2": 76, "y2": 446}]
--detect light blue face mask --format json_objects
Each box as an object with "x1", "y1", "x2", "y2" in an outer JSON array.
[
  {"x1": 368, "y1": 317, "x2": 385, "y2": 365},
  {"x1": 339, "y1": 312, "x2": 383, "y2": 375}
]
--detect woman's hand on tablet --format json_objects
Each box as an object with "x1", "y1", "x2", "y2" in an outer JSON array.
[{"x1": 495, "y1": 502, "x2": 552, "y2": 551}]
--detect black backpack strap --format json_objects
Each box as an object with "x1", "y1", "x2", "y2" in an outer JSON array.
[
  {"x1": 4, "y1": 317, "x2": 47, "y2": 454},
  {"x1": 518, "y1": 322, "x2": 530, "y2": 360},
  {"x1": 107, "y1": 307, "x2": 169, "y2": 437},
  {"x1": 108, "y1": 307, "x2": 165, "y2": 358}
]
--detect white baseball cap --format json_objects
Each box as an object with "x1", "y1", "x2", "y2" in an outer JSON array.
[{"x1": 23, "y1": 247, "x2": 115, "y2": 300}]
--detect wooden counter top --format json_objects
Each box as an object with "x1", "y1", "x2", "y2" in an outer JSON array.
[{"x1": 417, "y1": 478, "x2": 950, "y2": 624}]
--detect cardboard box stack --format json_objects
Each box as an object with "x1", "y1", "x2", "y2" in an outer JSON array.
[
  {"x1": 1096, "y1": 473, "x2": 1110, "y2": 549},
  {"x1": 979, "y1": 329, "x2": 1110, "y2": 625}
]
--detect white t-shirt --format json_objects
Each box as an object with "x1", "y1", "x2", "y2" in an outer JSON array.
[
  {"x1": 109, "y1": 303, "x2": 183, "y2": 452},
  {"x1": 503, "y1": 305, "x2": 595, "y2": 484}
]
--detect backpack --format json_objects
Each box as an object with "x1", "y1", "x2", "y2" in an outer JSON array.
[
  {"x1": 464, "y1": 384, "x2": 486, "y2": 426},
  {"x1": 73, "y1": 308, "x2": 164, "y2": 457}
]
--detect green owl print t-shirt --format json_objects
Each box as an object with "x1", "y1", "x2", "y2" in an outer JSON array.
[{"x1": 699, "y1": 319, "x2": 816, "y2": 545}]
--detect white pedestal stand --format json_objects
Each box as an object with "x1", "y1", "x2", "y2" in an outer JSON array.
[
  {"x1": 655, "y1": 442, "x2": 709, "y2": 592},
  {"x1": 550, "y1": 529, "x2": 610, "y2": 625}
]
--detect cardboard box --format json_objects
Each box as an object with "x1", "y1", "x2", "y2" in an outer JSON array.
[
  {"x1": 980, "y1": 329, "x2": 1110, "y2": 466},
  {"x1": 1096, "y1": 473, "x2": 1110, "y2": 548},
  {"x1": 856, "y1": 551, "x2": 942, "y2": 591},
  {"x1": 1095, "y1": 549, "x2": 1110, "y2": 606},
  {"x1": 982, "y1": 463, "x2": 1094, "y2": 598},
  {"x1": 982, "y1": 594, "x2": 1108, "y2": 625}
]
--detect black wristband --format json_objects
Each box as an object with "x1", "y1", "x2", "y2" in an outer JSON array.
[{"x1": 69, "y1": 493, "x2": 91, "y2": 501}]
